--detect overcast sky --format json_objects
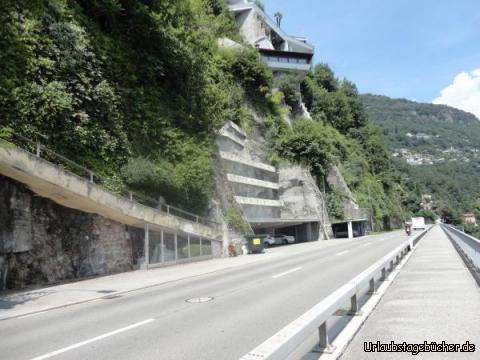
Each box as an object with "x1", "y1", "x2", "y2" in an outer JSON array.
[{"x1": 261, "y1": 0, "x2": 480, "y2": 118}]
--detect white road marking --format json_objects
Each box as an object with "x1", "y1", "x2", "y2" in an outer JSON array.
[
  {"x1": 29, "y1": 319, "x2": 155, "y2": 360},
  {"x1": 272, "y1": 267, "x2": 302, "y2": 279},
  {"x1": 335, "y1": 250, "x2": 349, "y2": 256},
  {"x1": 16, "y1": 311, "x2": 47, "y2": 320}
]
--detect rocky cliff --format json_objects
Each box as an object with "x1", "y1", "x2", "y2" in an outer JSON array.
[{"x1": 0, "y1": 175, "x2": 144, "y2": 290}]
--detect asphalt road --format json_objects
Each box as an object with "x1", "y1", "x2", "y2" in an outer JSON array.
[{"x1": 0, "y1": 231, "x2": 409, "y2": 360}]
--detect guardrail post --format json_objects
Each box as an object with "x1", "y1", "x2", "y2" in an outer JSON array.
[
  {"x1": 315, "y1": 322, "x2": 334, "y2": 353},
  {"x1": 380, "y1": 267, "x2": 387, "y2": 281},
  {"x1": 389, "y1": 260, "x2": 394, "y2": 272},
  {"x1": 348, "y1": 293, "x2": 361, "y2": 315},
  {"x1": 368, "y1": 277, "x2": 376, "y2": 295}
]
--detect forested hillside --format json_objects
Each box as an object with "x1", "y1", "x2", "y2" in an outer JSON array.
[
  {"x1": 0, "y1": 0, "x2": 422, "y2": 228},
  {"x1": 0, "y1": 0, "x2": 274, "y2": 214},
  {"x1": 362, "y1": 94, "x2": 480, "y2": 164},
  {"x1": 270, "y1": 66, "x2": 422, "y2": 227},
  {"x1": 362, "y1": 94, "x2": 480, "y2": 223}
]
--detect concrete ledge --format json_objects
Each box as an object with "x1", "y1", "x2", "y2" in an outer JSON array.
[
  {"x1": 227, "y1": 173, "x2": 279, "y2": 189},
  {"x1": 218, "y1": 128, "x2": 245, "y2": 147},
  {"x1": 220, "y1": 151, "x2": 276, "y2": 172},
  {"x1": 235, "y1": 196, "x2": 282, "y2": 207},
  {"x1": 0, "y1": 144, "x2": 220, "y2": 240},
  {"x1": 225, "y1": 120, "x2": 247, "y2": 138}
]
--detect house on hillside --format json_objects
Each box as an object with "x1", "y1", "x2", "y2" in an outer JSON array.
[
  {"x1": 463, "y1": 213, "x2": 477, "y2": 226},
  {"x1": 227, "y1": 0, "x2": 314, "y2": 74}
]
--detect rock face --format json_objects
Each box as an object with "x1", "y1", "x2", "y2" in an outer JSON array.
[
  {"x1": 279, "y1": 165, "x2": 327, "y2": 219},
  {"x1": 0, "y1": 175, "x2": 144, "y2": 290}
]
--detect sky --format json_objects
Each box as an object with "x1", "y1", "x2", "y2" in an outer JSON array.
[{"x1": 261, "y1": 0, "x2": 480, "y2": 117}]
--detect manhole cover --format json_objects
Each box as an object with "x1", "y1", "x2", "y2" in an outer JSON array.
[
  {"x1": 185, "y1": 297, "x2": 214, "y2": 304},
  {"x1": 97, "y1": 290, "x2": 115, "y2": 294}
]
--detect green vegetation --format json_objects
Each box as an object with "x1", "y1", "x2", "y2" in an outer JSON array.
[
  {"x1": 271, "y1": 64, "x2": 418, "y2": 228},
  {"x1": 0, "y1": 0, "x2": 276, "y2": 215},
  {"x1": 325, "y1": 188, "x2": 345, "y2": 221},
  {"x1": 274, "y1": 73, "x2": 303, "y2": 113},
  {"x1": 225, "y1": 208, "x2": 252, "y2": 234},
  {"x1": 362, "y1": 94, "x2": 480, "y2": 157},
  {"x1": 363, "y1": 94, "x2": 480, "y2": 224},
  {"x1": 275, "y1": 118, "x2": 346, "y2": 177},
  {"x1": 0, "y1": 1, "x2": 423, "y2": 228}
]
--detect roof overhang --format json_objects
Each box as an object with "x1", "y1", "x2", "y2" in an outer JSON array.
[
  {"x1": 248, "y1": 218, "x2": 321, "y2": 229},
  {"x1": 331, "y1": 218, "x2": 369, "y2": 225}
]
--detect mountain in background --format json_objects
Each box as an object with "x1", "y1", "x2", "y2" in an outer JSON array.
[
  {"x1": 361, "y1": 94, "x2": 480, "y2": 223},
  {"x1": 361, "y1": 94, "x2": 480, "y2": 165}
]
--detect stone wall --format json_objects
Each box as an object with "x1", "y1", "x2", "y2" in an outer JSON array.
[{"x1": 0, "y1": 175, "x2": 144, "y2": 290}]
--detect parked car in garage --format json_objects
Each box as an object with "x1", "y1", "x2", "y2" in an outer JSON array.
[
  {"x1": 263, "y1": 234, "x2": 295, "y2": 246},
  {"x1": 334, "y1": 229, "x2": 360, "y2": 238}
]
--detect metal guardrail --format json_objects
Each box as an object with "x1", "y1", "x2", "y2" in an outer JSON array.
[
  {"x1": 240, "y1": 227, "x2": 431, "y2": 360},
  {"x1": 0, "y1": 131, "x2": 219, "y2": 227},
  {"x1": 441, "y1": 224, "x2": 480, "y2": 274}
]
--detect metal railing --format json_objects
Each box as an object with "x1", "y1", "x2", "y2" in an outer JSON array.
[
  {"x1": 441, "y1": 224, "x2": 480, "y2": 274},
  {"x1": 240, "y1": 227, "x2": 431, "y2": 360},
  {"x1": 0, "y1": 131, "x2": 219, "y2": 228}
]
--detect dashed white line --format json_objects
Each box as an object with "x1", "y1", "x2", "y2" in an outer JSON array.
[
  {"x1": 272, "y1": 267, "x2": 302, "y2": 279},
  {"x1": 335, "y1": 250, "x2": 349, "y2": 256},
  {"x1": 29, "y1": 318, "x2": 155, "y2": 360}
]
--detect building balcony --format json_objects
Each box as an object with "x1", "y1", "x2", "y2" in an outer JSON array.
[{"x1": 259, "y1": 49, "x2": 313, "y2": 73}]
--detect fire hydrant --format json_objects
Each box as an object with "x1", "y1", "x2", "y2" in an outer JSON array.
[{"x1": 228, "y1": 242, "x2": 236, "y2": 257}]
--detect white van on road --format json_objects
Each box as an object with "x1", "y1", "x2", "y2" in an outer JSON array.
[{"x1": 411, "y1": 217, "x2": 426, "y2": 230}]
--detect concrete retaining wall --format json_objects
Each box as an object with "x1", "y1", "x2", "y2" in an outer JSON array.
[
  {"x1": 0, "y1": 143, "x2": 220, "y2": 241},
  {"x1": 0, "y1": 175, "x2": 144, "y2": 290}
]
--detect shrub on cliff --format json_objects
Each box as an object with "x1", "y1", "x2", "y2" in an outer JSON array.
[{"x1": 275, "y1": 118, "x2": 347, "y2": 177}]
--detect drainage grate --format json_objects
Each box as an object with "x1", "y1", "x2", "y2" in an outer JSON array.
[{"x1": 185, "y1": 297, "x2": 214, "y2": 304}]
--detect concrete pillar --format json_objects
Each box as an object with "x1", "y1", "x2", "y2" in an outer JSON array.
[
  {"x1": 306, "y1": 222, "x2": 313, "y2": 242},
  {"x1": 0, "y1": 256, "x2": 6, "y2": 291},
  {"x1": 143, "y1": 223, "x2": 150, "y2": 269},
  {"x1": 160, "y1": 230, "x2": 165, "y2": 264},
  {"x1": 348, "y1": 221, "x2": 353, "y2": 239}
]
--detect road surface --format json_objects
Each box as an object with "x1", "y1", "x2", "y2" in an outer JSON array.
[{"x1": 0, "y1": 231, "x2": 409, "y2": 360}]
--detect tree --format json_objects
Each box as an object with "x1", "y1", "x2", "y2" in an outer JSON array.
[{"x1": 275, "y1": 118, "x2": 346, "y2": 177}]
